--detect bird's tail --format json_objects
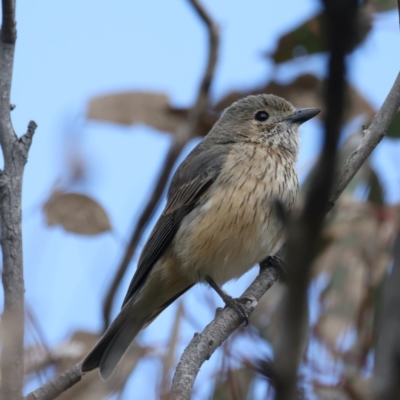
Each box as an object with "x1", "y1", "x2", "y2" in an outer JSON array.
[
  {"x1": 81, "y1": 305, "x2": 144, "y2": 380},
  {"x1": 81, "y1": 277, "x2": 193, "y2": 380}
]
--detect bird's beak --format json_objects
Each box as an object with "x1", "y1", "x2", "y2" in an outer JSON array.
[{"x1": 285, "y1": 108, "x2": 321, "y2": 124}]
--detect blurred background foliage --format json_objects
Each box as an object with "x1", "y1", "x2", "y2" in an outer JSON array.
[{"x1": 9, "y1": 0, "x2": 400, "y2": 399}]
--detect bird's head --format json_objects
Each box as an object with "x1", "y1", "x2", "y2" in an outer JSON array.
[{"x1": 213, "y1": 94, "x2": 320, "y2": 159}]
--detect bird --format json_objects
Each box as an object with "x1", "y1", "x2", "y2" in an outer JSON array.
[{"x1": 81, "y1": 94, "x2": 320, "y2": 380}]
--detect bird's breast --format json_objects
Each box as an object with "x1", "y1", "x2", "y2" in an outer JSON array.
[{"x1": 174, "y1": 144, "x2": 298, "y2": 284}]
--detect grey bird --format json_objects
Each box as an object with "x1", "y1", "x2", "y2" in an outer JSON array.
[{"x1": 81, "y1": 94, "x2": 320, "y2": 380}]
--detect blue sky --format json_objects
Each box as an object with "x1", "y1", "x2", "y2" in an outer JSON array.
[{"x1": 2, "y1": 0, "x2": 400, "y2": 398}]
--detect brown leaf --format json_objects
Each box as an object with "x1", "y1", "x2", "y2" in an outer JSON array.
[
  {"x1": 86, "y1": 91, "x2": 217, "y2": 137},
  {"x1": 87, "y1": 91, "x2": 183, "y2": 131},
  {"x1": 43, "y1": 191, "x2": 112, "y2": 235}
]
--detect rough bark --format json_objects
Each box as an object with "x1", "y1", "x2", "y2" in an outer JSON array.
[{"x1": 0, "y1": 0, "x2": 37, "y2": 399}]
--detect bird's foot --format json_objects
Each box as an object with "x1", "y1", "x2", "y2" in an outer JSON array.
[
  {"x1": 222, "y1": 295, "x2": 256, "y2": 326},
  {"x1": 205, "y1": 276, "x2": 254, "y2": 326},
  {"x1": 261, "y1": 254, "x2": 287, "y2": 281}
]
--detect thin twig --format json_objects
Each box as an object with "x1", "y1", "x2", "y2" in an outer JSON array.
[
  {"x1": 0, "y1": 0, "x2": 37, "y2": 398},
  {"x1": 102, "y1": 0, "x2": 219, "y2": 329}
]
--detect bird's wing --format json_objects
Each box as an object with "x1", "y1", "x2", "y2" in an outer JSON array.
[{"x1": 121, "y1": 141, "x2": 230, "y2": 307}]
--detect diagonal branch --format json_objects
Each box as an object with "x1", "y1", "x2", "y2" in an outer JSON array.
[
  {"x1": 102, "y1": 0, "x2": 220, "y2": 329},
  {"x1": 171, "y1": 260, "x2": 281, "y2": 399},
  {"x1": 24, "y1": 363, "x2": 83, "y2": 400}
]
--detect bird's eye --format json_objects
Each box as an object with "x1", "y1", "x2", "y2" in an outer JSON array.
[{"x1": 254, "y1": 111, "x2": 269, "y2": 122}]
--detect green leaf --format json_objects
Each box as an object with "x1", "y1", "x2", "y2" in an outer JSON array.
[
  {"x1": 386, "y1": 112, "x2": 400, "y2": 138},
  {"x1": 270, "y1": 9, "x2": 371, "y2": 64},
  {"x1": 271, "y1": 15, "x2": 325, "y2": 64}
]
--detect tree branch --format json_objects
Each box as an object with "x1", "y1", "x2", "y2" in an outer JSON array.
[
  {"x1": 24, "y1": 363, "x2": 83, "y2": 400},
  {"x1": 0, "y1": 0, "x2": 37, "y2": 398},
  {"x1": 171, "y1": 260, "x2": 281, "y2": 399},
  {"x1": 102, "y1": 0, "x2": 219, "y2": 329}
]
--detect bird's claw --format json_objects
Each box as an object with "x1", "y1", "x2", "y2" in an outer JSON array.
[{"x1": 222, "y1": 295, "x2": 257, "y2": 326}]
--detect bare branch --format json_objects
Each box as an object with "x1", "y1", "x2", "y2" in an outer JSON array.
[
  {"x1": 102, "y1": 0, "x2": 219, "y2": 329},
  {"x1": 24, "y1": 364, "x2": 83, "y2": 400},
  {"x1": 171, "y1": 261, "x2": 281, "y2": 399},
  {"x1": 0, "y1": 0, "x2": 37, "y2": 398}
]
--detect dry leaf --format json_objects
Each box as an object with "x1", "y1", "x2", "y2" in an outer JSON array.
[
  {"x1": 43, "y1": 191, "x2": 112, "y2": 235},
  {"x1": 86, "y1": 91, "x2": 217, "y2": 137},
  {"x1": 87, "y1": 91, "x2": 183, "y2": 131}
]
